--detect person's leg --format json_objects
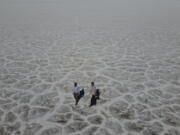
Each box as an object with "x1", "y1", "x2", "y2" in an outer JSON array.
[
  {"x1": 73, "y1": 93, "x2": 75, "y2": 99},
  {"x1": 76, "y1": 94, "x2": 80, "y2": 105},
  {"x1": 90, "y1": 95, "x2": 97, "y2": 107},
  {"x1": 75, "y1": 99, "x2": 78, "y2": 105},
  {"x1": 94, "y1": 96, "x2": 97, "y2": 105},
  {"x1": 89, "y1": 95, "x2": 93, "y2": 107},
  {"x1": 74, "y1": 93, "x2": 78, "y2": 105},
  {"x1": 73, "y1": 93, "x2": 77, "y2": 104}
]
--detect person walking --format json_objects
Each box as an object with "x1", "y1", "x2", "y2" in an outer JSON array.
[
  {"x1": 73, "y1": 82, "x2": 81, "y2": 105},
  {"x1": 89, "y1": 82, "x2": 100, "y2": 107},
  {"x1": 72, "y1": 82, "x2": 85, "y2": 105}
]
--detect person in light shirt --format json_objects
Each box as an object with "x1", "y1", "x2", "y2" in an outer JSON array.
[
  {"x1": 73, "y1": 82, "x2": 84, "y2": 105},
  {"x1": 89, "y1": 82, "x2": 100, "y2": 107}
]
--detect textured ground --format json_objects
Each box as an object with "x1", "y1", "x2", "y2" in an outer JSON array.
[{"x1": 0, "y1": 22, "x2": 180, "y2": 135}]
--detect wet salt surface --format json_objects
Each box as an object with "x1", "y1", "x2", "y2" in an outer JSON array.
[{"x1": 0, "y1": 24, "x2": 180, "y2": 135}]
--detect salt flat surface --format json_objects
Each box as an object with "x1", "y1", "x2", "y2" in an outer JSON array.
[{"x1": 0, "y1": 0, "x2": 180, "y2": 135}]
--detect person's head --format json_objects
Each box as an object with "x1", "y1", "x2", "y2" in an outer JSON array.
[
  {"x1": 91, "y1": 82, "x2": 94, "y2": 86},
  {"x1": 74, "y1": 82, "x2": 77, "y2": 87}
]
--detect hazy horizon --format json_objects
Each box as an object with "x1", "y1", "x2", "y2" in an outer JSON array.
[{"x1": 0, "y1": 0, "x2": 180, "y2": 27}]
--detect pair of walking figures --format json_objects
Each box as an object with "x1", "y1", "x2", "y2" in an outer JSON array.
[{"x1": 72, "y1": 82, "x2": 100, "y2": 107}]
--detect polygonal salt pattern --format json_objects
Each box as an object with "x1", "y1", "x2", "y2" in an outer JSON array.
[{"x1": 0, "y1": 21, "x2": 180, "y2": 135}]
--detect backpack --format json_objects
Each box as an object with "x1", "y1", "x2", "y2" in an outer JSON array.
[
  {"x1": 80, "y1": 89, "x2": 85, "y2": 98},
  {"x1": 96, "y1": 89, "x2": 100, "y2": 99}
]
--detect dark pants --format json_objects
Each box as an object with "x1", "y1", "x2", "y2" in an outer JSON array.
[
  {"x1": 73, "y1": 89, "x2": 85, "y2": 105},
  {"x1": 73, "y1": 93, "x2": 80, "y2": 105},
  {"x1": 89, "y1": 95, "x2": 97, "y2": 107}
]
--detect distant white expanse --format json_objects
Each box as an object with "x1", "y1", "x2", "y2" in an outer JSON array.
[{"x1": 0, "y1": 0, "x2": 180, "y2": 27}]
